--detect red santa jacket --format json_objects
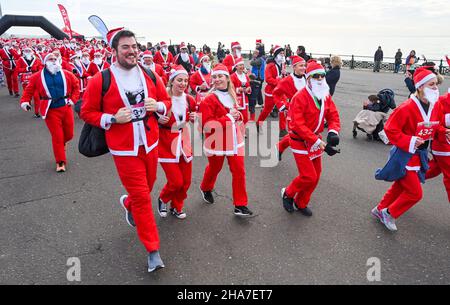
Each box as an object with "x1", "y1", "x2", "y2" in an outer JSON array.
[
  {"x1": 273, "y1": 74, "x2": 306, "y2": 111},
  {"x1": 199, "y1": 92, "x2": 245, "y2": 156},
  {"x1": 15, "y1": 56, "x2": 43, "y2": 85},
  {"x1": 158, "y1": 94, "x2": 196, "y2": 163},
  {"x1": 264, "y1": 62, "x2": 283, "y2": 97},
  {"x1": 87, "y1": 61, "x2": 111, "y2": 77},
  {"x1": 81, "y1": 66, "x2": 171, "y2": 156},
  {"x1": 384, "y1": 95, "x2": 446, "y2": 170},
  {"x1": 230, "y1": 72, "x2": 251, "y2": 110},
  {"x1": 0, "y1": 48, "x2": 20, "y2": 70},
  {"x1": 431, "y1": 93, "x2": 450, "y2": 157},
  {"x1": 189, "y1": 69, "x2": 211, "y2": 93},
  {"x1": 154, "y1": 51, "x2": 173, "y2": 73},
  {"x1": 288, "y1": 87, "x2": 341, "y2": 159},
  {"x1": 20, "y1": 69, "x2": 80, "y2": 119},
  {"x1": 147, "y1": 63, "x2": 168, "y2": 85},
  {"x1": 222, "y1": 54, "x2": 239, "y2": 74}
]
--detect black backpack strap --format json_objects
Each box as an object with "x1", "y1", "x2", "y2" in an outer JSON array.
[
  {"x1": 141, "y1": 66, "x2": 157, "y2": 86},
  {"x1": 101, "y1": 69, "x2": 111, "y2": 97}
]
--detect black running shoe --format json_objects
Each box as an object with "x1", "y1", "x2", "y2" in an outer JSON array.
[
  {"x1": 281, "y1": 188, "x2": 294, "y2": 213},
  {"x1": 234, "y1": 206, "x2": 254, "y2": 218},
  {"x1": 200, "y1": 187, "x2": 214, "y2": 204},
  {"x1": 298, "y1": 207, "x2": 313, "y2": 217},
  {"x1": 158, "y1": 198, "x2": 168, "y2": 218}
]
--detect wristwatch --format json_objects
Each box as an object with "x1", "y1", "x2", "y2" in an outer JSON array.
[{"x1": 110, "y1": 116, "x2": 117, "y2": 124}]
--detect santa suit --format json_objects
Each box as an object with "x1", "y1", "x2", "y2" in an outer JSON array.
[
  {"x1": 144, "y1": 63, "x2": 167, "y2": 85},
  {"x1": 81, "y1": 65, "x2": 171, "y2": 253},
  {"x1": 87, "y1": 61, "x2": 111, "y2": 77},
  {"x1": 172, "y1": 54, "x2": 195, "y2": 75},
  {"x1": 189, "y1": 69, "x2": 211, "y2": 110},
  {"x1": 20, "y1": 69, "x2": 80, "y2": 163},
  {"x1": 429, "y1": 93, "x2": 450, "y2": 202},
  {"x1": 69, "y1": 62, "x2": 90, "y2": 97},
  {"x1": 273, "y1": 73, "x2": 307, "y2": 155},
  {"x1": 377, "y1": 96, "x2": 446, "y2": 217},
  {"x1": 222, "y1": 54, "x2": 239, "y2": 74},
  {"x1": 153, "y1": 51, "x2": 173, "y2": 75},
  {"x1": 158, "y1": 94, "x2": 196, "y2": 212},
  {"x1": 15, "y1": 56, "x2": 43, "y2": 115},
  {"x1": 285, "y1": 87, "x2": 341, "y2": 208},
  {"x1": 199, "y1": 91, "x2": 248, "y2": 206},
  {"x1": 230, "y1": 71, "x2": 251, "y2": 124},
  {"x1": 0, "y1": 47, "x2": 20, "y2": 94},
  {"x1": 257, "y1": 62, "x2": 286, "y2": 131}
]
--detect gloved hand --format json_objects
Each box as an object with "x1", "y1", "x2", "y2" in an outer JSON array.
[
  {"x1": 325, "y1": 143, "x2": 340, "y2": 156},
  {"x1": 327, "y1": 132, "x2": 340, "y2": 147}
]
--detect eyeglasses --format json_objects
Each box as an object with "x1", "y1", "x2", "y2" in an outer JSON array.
[{"x1": 311, "y1": 74, "x2": 325, "y2": 79}]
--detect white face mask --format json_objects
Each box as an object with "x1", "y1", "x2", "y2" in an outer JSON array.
[
  {"x1": 203, "y1": 62, "x2": 211, "y2": 73},
  {"x1": 276, "y1": 54, "x2": 286, "y2": 65},
  {"x1": 161, "y1": 47, "x2": 168, "y2": 55},
  {"x1": 180, "y1": 52, "x2": 189, "y2": 62},
  {"x1": 423, "y1": 87, "x2": 439, "y2": 104},
  {"x1": 235, "y1": 49, "x2": 242, "y2": 58},
  {"x1": 310, "y1": 79, "x2": 330, "y2": 101},
  {"x1": 82, "y1": 57, "x2": 90, "y2": 65},
  {"x1": 46, "y1": 61, "x2": 62, "y2": 75}
]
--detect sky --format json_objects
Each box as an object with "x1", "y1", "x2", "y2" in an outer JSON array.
[{"x1": 1, "y1": 0, "x2": 450, "y2": 60}]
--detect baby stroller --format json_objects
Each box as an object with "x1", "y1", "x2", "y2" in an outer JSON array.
[{"x1": 353, "y1": 89, "x2": 396, "y2": 142}]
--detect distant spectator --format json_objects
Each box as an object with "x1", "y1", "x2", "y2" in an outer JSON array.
[
  {"x1": 373, "y1": 46, "x2": 383, "y2": 72},
  {"x1": 326, "y1": 55, "x2": 342, "y2": 96},
  {"x1": 296, "y1": 45, "x2": 310, "y2": 62},
  {"x1": 404, "y1": 65, "x2": 417, "y2": 94},
  {"x1": 394, "y1": 49, "x2": 402, "y2": 73},
  {"x1": 405, "y1": 50, "x2": 418, "y2": 71},
  {"x1": 249, "y1": 49, "x2": 265, "y2": 107},
  {"x1": 256, "y1": 39, "x2": 265, "y2": 58}
]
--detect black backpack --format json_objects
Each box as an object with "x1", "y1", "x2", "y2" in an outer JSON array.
[{"x1": 78, "y1": 67, "x2": 157, "y2": 158}]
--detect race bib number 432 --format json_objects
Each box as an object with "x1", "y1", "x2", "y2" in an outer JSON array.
[{"x1": 416, "y1": 121, "x2": 439, "y2": 141}]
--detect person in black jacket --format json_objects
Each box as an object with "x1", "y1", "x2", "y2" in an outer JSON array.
[
  {"x1": 373, "y1": 46, "x2": 383, "y2": 72},
  {"x1": 394, "y1": 49, "x2": 402, "y2": 73},
  {"x1": 326, "y1": 55, "x2": 342, "y2": 96}
]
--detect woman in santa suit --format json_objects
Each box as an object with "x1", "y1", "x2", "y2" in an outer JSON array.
[
  {"x1": 230, "y1": 57, "x2": 251, "y2": 125},
  {"x1": 87, "y1": 51, "x2": 110, "y2": 77},
  {"x1": 15, "y1": 47, "x2": 43, "y2": 118},
  {"x1": 199, "y1": 64, "x2": 254, "y2": 218},
  {"x1": 157, "y1": 66, "x2": 197, "y2": 219},
  {"x1": 20, "y1": 53, "x2": 80, "y2": 172},
  {"x1": 273, "y1": 55, "x2": 307, "y2": 161},
  {"x1": 189, "y1": 54, "x2": 212, "y2": 110},
  {"x1": 373, "y1": 67, "x2": 449, "y2": 231},
  {"x1": 281, "y1": 61, "x2": 341, "y2": 216}
]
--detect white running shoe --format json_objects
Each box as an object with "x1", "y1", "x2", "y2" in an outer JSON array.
[
  {"x1": 371, "y1": 207, "x2": 382, "y2": 220},
  {"x1": 380, "y1": 208, "x2": 398, "y2": 231}
]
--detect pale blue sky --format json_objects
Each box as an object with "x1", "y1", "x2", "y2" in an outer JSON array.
[{"x1": 1, "y1": 0, "x2": 449, "y2": 58}]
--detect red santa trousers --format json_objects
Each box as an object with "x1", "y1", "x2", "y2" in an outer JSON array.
[
  {"x1": 277, "y1": 135, "x2": 290, "y2": 155},
  {"x1": 377, "y1": 170, "x2": 423, "y2": 219},
  {"x1": 434, "y1": 156, "x2": 450, "y2": 202},
  {"x1": 22, "y1": 83, "x2": 41, "y2": 115},
  {"x1": 159, "y1": 159, "x2": 192, "y2": 212},
  {"x1": 44, "y1": 105, "x2": 74, "y2": 163},
  {"x1": 113, "y1": 147, "x2": 160, "y2": 253},
  {"x1": 285, "y1": 154, "x2": 322, "y2": 209},
  {"x1": 200, "y1": 155, "x2": 248, "y2": 206},
  {"x1": 256, "y1": 96, "x2": 286, "y2": 131},
  {"x1": 3, "y1": 68, "x2": 19, "y2": 93}
]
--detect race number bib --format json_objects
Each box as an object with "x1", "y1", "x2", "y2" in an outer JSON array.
[
  {"x1": 306, "y1": 142, "x2": 323, "y2": 160},
  {"x1": 131, "y1": 102, "x2": 146, "y2": 121},
  {"x1": 416, "y1": 121, "x2": 439, "y2": 141}
]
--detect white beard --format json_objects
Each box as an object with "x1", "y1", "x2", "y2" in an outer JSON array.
[
  {"x1": 82, "y1": 58, "x2": 90, "y2": 66},
  {"x1": 203, "y1": 63, "x2": 211, "y2": 73},
  {"x1": 94, "y1": 58, "x2": 103, "y2": 65},
  {"x1": 180, "y1": 53, "x2": 189, "y2": 62},
  {"x1": 24, "y1": 54, "x2": 33, "y2": 61},
  {"x1": 46, "y1": 62, "x2": 62, "y2": 75},
  {"x1": 423, "y1": 87, "x2": 439, "y2": 104},
  {"x1": 161, "y1": 48, "x2": 168, "y2": 55},
  {"x1": 235, "y1": 50, "x2": 242, "y2": 58},
  {"x1": 310, "y1": 79, "x2": 330, "y2": 101},
  {"x1": 142, "y1": 63, "x2": 155, "y2": 71}
]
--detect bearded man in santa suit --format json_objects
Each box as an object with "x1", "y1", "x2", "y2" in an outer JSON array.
[
  {"x1": 373, "y1": 67, "x2": 449, "y2": 231},
  {"x1": 273, "y1": 55, "x2": 307, "y2": 161},
  {"x1": 0, "y1": 41, "x2": 20, "y2": 97},
  {"x1": 173, "y1": 42, "x2": 195, "y2": 75},
  {"x1": 256, "y1": 45, "x2": 288, "y2": 136},
  {"x1": 189, "y1": 54, "x2": 212, "y2": 106},
  {"x1": 153, "y1": 41, "x2": 173, "y2": 75},
  {"x1": 281, "y1": 60, "x2": 341, "y2": 217},
  {"x1": 223, "y1": 41, "x2": 242, "y2": 74},
  {"x1": 15, "y1": 47, "x2": 43, "y2": 117},
  {"x1": 141, "y1": 51, "x2": 167, "y2": 85},
  {"x1": 81, "y1": 28, "x2": 171, "y2": 273},
  {"x1": 20, "y1": 53, "x2": 80, "y2": 172},
  {"x1": 87, "y1": 51, "x2": 110, "y2": 77}
]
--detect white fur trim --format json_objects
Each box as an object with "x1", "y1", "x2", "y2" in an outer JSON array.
[
  {"x1": 226, "y1": 113, "x2": 235, "y2": 123},
  {"x1": 328, "y1": 130, "x2": 339, "y2": 136},
  {"x1": 405, "y1": 166, "x2": 421, "y2": 171},
  {"x1": 311, "y1": 138, "x2": 322, "y2": 152},
  {"x1": 211, "y1": 70, "x2": 229, "y2": 77},
  {"x1": 445, "y1": 114, "x2": 450, "y2": 128},
  {"x1": 409, "y1": 136, "x2": 419, "y2": 154},
  {"x1": 157, "y1": 102, "x2": 167, "y2": 116},
  {"x1": 415, "y1": 73, "x2": 437, "y2": 89},
  {"x1": 100, "y1": 114, "x2": 113, "y2": 130},
  {"x1": 169, "y1": 70, "x2": 188, "y2": 82},
  {"x1": 432, "y1": 150, "x2": 450, "y2": 157},
  {"x1": 306, "y1": 68, "x2": 326, "y2": 78},
  {"x1": 21, "y1": 102, "x2": 31, "y2": 111},
  {"x1": 290, "y1": 148, "x2": 308, "y2": 155}
]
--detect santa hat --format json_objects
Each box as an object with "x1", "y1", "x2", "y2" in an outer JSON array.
[
  {"x1": 94, "y1": 50, "x2": 103, "y2": 56},
  {"x1": 306, "y1": 60, "x2": 326, "y2": 78},
  {"x1": 272, "y1": 45, "x2": 284, "y2": 58},
  {"x1": 69, "y1": 50, "x2": 79, "y2": 60},
  {"x1": 142, "y1": 50, "x2": 153, "y2": 59},
  {"x1": 43, "y1": 53, "x2": 57, "y2": 64},
  {"x1": 291, "y1": 55, "x2": 305, "y2": 67},
  {"x1": 256, "y1": 39, "x2": 262, "y2": 44},
  {"x1": 233, "y1": 57, "x2": 245, "y2": 70},
  {"x1": 211, "y1": 64, "x2": 230, "y2": 77},
  {"x1": 198, "y1": 54, "x2": 209, "y2": 63},
  {"x1": 179, "y1": 42, "x2": 188, "y2": 50},
  {"x1": 106, "y1": 27, "x2": 125, "y2": 47},
  {"x1": 414, "y1": 67, "x2": 437, "y2": 89},
  {"x1": 160, "y1": 41, "x2": 167, "y2": 48},
  {"x1": 169, "y1": 65, "x2": 188, "y2": 81},
  {"x1": 22, "y1": 47, "x2": 33, "y2": 52},
  {"x1": 231, "y1": 42, "x2": 241, "y2": 49}
]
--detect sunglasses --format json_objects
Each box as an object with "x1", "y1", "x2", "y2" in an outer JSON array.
[{"x1": 311, "y1": 74, "x2": 326, "y2": 79}]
